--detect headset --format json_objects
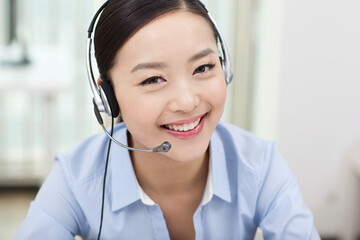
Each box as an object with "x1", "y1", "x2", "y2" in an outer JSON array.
[
  {"x1": 86, "y1": 1, "x2": 233, "y2": 239},
  {"x1": 86, "y1": 0, "x2": 233, "y2": 126}
]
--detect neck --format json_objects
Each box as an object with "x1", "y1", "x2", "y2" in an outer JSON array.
[{"x1": 129, "y1": 142, "x2": 209, "y2": 198}]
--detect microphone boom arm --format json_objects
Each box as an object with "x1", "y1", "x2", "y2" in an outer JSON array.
[{"x1": 100, "y1": 124, "x2": 171, "y2": 153}]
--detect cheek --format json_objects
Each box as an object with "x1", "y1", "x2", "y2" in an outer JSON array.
[
  {"x1": 120, "y1": 99, "x2": 151, "y2": 124},
  {"x1": 116, "y1": 92, "x2": 161, "y2": 134},
  {"x1": 205, "y1": 77, "x2": 227, "y2": 109}
]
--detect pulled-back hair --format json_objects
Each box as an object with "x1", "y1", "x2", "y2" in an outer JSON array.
[{"x1": 94, "y1": 0, "x2": 217, "y2": 83}]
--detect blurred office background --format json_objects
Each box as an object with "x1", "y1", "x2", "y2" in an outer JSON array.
[{"x1": 0, "y1": 0, "x2": 359, "y2": 239}]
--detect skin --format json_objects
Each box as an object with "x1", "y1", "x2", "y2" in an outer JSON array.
[{"x1": 100, "y1": 10, "x2": 227, "y2": 240}]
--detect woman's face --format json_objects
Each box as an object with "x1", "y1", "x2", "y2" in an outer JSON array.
[{"x1": 109, "y1": 10, "x2": 227, "y2": 162}]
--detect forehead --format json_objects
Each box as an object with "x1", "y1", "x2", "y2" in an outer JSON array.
[{"x1": 114, "y1": 10, "x2": 217, "y2": 66}]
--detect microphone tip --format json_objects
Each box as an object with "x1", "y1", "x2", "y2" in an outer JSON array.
[{"x1": 153, "y1": 141, "x2": 171, "y2": 152}]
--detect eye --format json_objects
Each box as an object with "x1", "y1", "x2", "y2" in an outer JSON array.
[
  {"x1": 140, "y1": 76, "x2": 165, "y2": 86},
  {"x1": 193, "y1": 64, "x2": 215, "y2": 75}
]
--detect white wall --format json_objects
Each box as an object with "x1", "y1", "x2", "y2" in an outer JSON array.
[{"x1": 254, "y1": 0, "x2": 360, "y2": 238}]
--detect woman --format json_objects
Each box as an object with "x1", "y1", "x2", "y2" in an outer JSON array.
[{"x1": 16, "y1": 0, "x2": 320, "y2": 239}]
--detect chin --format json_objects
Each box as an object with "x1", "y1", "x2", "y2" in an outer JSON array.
[{"x1": 164, "y1": 141, "x2": 209, "y2": 163}]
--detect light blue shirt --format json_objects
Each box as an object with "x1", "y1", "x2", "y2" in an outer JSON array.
[{"x1": 15, "y1": 121, "x2": 320, "y2": 239}]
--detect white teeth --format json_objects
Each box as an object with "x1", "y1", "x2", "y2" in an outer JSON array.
[{"x1": 165, "y1": 117, "x2": 202, "y2": 132}]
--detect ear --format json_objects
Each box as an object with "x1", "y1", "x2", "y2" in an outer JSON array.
[
  {"x1": 97, "y1": 78, "x2": 102, "y2": 87},
  {"x1": 219, "y1": 57, "x2": 224, "y2": 67}
]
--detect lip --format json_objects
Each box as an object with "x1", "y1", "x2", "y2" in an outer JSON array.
[
  {"x1": 161, "y1": 113, "x2": 207, "y2": 139},
  {"x1": 163, "y1": 113, "x2": 206, "y2": 125}
]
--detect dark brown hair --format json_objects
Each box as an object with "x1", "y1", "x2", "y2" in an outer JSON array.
[{"x1": 94, "y1": 0, "x2": 218, "y2": 83}]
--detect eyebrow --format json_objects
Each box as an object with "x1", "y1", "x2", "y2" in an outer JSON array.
[
  {"x1": 189, "y1": 48, "x2": 216, "y2": 62},
  {"x1": 131, "y1": 48, "x2": 216, "y2": 73},
  {"x1": 131, "y1": 62, "x2": 168, "y2": 73},
  {"x1": 131, "y1": 62, "x2": 168, "y2": 72}
]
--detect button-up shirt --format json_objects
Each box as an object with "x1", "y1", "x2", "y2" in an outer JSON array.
[{"x1": 15, "y1": 121, "x2": 320, "y2": 239}]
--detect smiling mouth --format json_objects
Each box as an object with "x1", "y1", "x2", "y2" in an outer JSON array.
[{"x1": 161, "y1": 114, "x2": 206, "y2": 132}]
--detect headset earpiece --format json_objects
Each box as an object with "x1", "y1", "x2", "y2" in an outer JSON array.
[{"x1": 99, "y1": 81, "x2": 120, "y2": 118}]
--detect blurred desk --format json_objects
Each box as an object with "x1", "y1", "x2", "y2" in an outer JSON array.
[{"x1": 0, "y1": 47, "x2": 72, "y2": 186}]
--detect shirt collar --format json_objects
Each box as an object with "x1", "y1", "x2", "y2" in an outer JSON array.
[
  {"x1": 209, "y1": 126, "x2": 232, "y2": 203},
  {"x1": 109, "y1": 123, "x2": 231, "y2": 211},
  {"x1": 200, "y1": 154, "x2": 213, "y2": 206},
  {"x1": 138, "y1": 155, "x2": 213, "y2": 206},
  {"x1": 109, "y1": 124, "x2": 141, "y2": 212}
]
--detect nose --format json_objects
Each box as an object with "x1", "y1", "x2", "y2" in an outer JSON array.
[{"x1": 168, "y1": 79, "x2": 200, "y2": 113}]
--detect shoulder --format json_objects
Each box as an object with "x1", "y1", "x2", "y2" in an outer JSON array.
[
  {"x1": 55, "y1": 123, "x2": 126, "y2": 183},
  {"x1": 214, "y1": 121, "x2": 275, "y2": 175},
  {"x1": 215, "y1": 121, "x2": 269, "y2": 149}
]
